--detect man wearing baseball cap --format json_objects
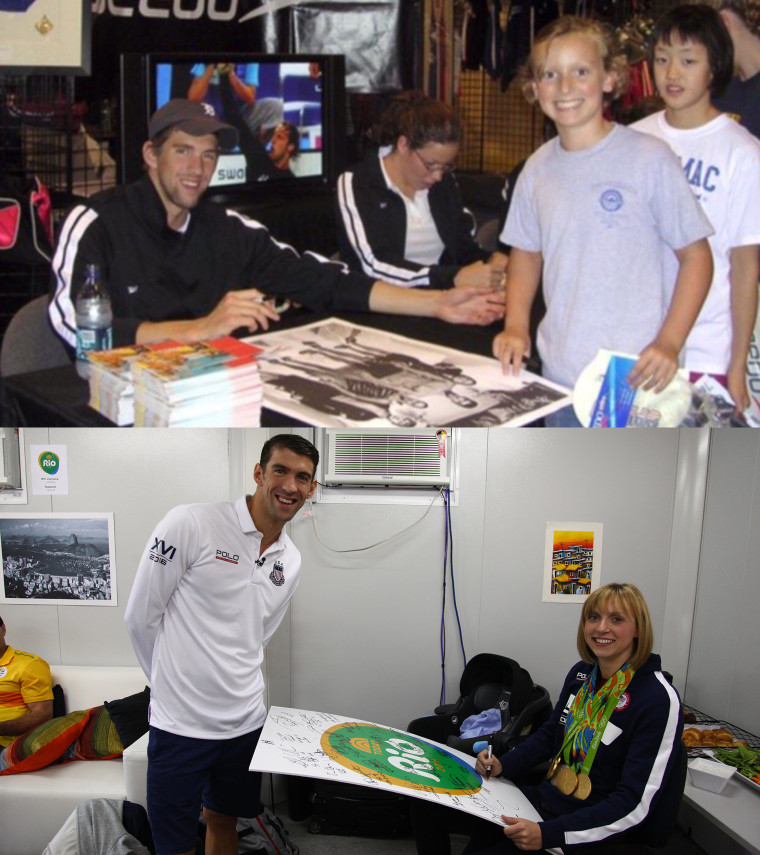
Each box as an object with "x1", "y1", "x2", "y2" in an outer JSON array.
[
  {"x1": 147, "y1": 98, "x2": 241, "y2": 150},
  {"x1": 49, "y1": 98, "x2": 504, "y2": 353}
]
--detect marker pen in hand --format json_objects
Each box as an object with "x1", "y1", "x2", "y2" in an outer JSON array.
[{"x1": 486, "y1": 743, "x2": 493, "y2": 780}]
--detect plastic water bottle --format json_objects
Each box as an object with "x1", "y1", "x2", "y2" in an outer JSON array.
[{"x1": 75, "y1": 263, "x2": 113, "y2": 377}]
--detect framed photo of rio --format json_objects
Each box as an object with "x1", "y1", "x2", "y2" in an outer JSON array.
[
  {"x1": 542, "y1": 522, "x2": 603, "y2": 603},
  {"x1": 0, "y1": 512, "x2": 117, "y2": 606}
]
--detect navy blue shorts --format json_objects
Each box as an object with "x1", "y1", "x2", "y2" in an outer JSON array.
[{"x1": 147, "y1": 725, "x2": 263, "y2": 855}]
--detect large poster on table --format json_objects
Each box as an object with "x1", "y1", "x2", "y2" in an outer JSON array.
[
  {"x1": 249, "y1": 318, "x2": 571, "y2": 427},
  {"x1": 252, "y1": 706, "x2": 560, "y2": 854}
]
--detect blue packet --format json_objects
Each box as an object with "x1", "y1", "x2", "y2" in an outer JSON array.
[{"x1": 590, "y1": 355, "x2": 637, "y2": 427}]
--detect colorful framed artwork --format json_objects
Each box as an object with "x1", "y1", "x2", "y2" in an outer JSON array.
[{"x1": 542, "y1": 522, "x2": 603, "y2": 603}]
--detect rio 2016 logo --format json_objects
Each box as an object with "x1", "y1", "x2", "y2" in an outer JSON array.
[
  {"x1": 37, "y1": 451, "x2": 60, "y2": 475},
  {"x1": 320, "y1": 723, "x2": 481, "y2": 795}
]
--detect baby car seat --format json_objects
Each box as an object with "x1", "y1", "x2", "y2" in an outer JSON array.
[{"x1": 407, "y1": 653, "x2": 552, "y2": 757}]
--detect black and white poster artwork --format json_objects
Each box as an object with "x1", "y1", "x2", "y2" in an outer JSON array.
[
  {"x1": 249, "y1": 319, "x2": 571, "y2": 427},
  {"x1": 0, "y1": 513, "x2": 117, "y2": 606}
]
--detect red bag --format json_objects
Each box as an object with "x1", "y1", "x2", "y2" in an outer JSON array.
[{"x1": 0, "y1": 175, "x2": 53, "y2": 267}]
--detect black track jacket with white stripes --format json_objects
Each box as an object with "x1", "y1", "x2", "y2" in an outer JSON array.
[
  {"x1": 336, "y1": 152, "x2": 489, "y2": 290},
  {"x1": 49, "y1": 176, "x2": 374, "y2": 349},
  {"x1": 500, "y1": 655, "x2": 683, "y2": 851}
]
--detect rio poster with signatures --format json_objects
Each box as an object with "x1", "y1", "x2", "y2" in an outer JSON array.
[{"x1": 251, "y1": 706, "x2": 560, "y2": 853}]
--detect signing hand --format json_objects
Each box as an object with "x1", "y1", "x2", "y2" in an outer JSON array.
[
  {"x1": 435, "y1": 288, "x2": 505, "y2": 326},
  {"x1": 627, "y1": 338, "x2": 679, "y2": 393},
  {"x1": 475, "y1": 748, "x2": 502, "y2": 779},
  {"x1": 454, "y1": 260, "x2": 506, "y2": 291},
  {"x1": 196, "y1": 288, "x2": 282, "y2": 339},
  {"x1": 493, "y1": 326, "x2": 531, "y2": 376},
  {"x1": 490, "y1": 251, "x2": 509, "y2": 271},
  {"x1": 502, "y1": 816, "x2": 543, "y2": 851}
]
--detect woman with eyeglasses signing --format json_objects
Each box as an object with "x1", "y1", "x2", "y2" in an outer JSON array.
[{"x1": 336, "y1": 91, "x2": 508, "y2": 292}]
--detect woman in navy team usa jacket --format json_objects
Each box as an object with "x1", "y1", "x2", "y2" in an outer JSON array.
[{"x1": 413, "y1": 582, "x2": 684, "y2": 853}]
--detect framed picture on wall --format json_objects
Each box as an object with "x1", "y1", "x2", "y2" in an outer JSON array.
[
  {"x1": 0, "y1": 512, "x2": 117, "y2": 606},
  {"x1": 0, "y1": 0, "x2": 91, "y2": 74},
  {"x1": 542, "y1": 522, "x2": 603, "y2": 603}
]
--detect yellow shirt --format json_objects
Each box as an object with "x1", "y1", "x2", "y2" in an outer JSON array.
[{"x1": 0, "y1": 646, "x2": 53, "y2": 747}]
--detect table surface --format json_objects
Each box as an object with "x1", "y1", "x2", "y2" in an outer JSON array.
[
  {"x1": 683, "y1": 774, "x2": 760, "y2": 855},
  {"x1": 1, "y1": 310, "x2": 509, "y2": 428}
]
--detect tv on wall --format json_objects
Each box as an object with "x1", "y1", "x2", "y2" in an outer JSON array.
[{"x1": 120, "y1": 52, "x2": 346, "y2": 202}]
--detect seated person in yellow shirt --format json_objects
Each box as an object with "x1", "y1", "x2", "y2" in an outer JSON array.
[{"x1": 0, "y1": 615, "x2": 54, "y2": 747}]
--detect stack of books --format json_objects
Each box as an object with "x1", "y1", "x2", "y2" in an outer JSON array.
[
  {"x1": 86, "y1": 341, "x2": 178, "y2": 426},
  {"x1": 86, "y1": 337, "x2": 263, "y2": 426},
  {"x1": 131, "y1": 337, "x2": 263, "y2": 427}
]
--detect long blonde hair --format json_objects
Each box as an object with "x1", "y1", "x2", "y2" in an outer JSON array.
[{"x1": 576, "y1": 582, "x2": 654, "y2": 672}]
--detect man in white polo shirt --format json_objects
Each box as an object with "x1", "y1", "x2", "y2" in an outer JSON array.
[{"x1": 125, "y1": 434, "x2": 318, "y2": 855}]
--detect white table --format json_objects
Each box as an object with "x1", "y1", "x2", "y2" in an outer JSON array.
[{"x1": 679, "y1": 775, "x2": 760, "y2": 855}]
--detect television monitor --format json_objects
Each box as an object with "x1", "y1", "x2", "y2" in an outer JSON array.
[{"x1": 120, "y1": 52, "x2": 346, "y2": 203}]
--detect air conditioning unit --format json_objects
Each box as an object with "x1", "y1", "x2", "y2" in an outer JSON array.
[
  {"x1": 0, "y1": 428, "x2": 23, "y2": 489},
  {"x1": 322, "y1": 429, "x2": 452, "y2": 487}
]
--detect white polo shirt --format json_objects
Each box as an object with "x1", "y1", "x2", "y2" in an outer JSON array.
[{"x1": 125, "y1": 496, "x2": 301, "y2": 739}]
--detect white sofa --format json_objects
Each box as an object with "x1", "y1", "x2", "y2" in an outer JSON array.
[{"x1": 0, "y1": 665, "x2": 150, "y2": 855}]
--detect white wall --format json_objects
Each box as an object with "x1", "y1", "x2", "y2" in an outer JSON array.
[
  {"x1": 685, "y1": 430, "x2": 760, "y2": 734},
  {"x1": 289, "y1": 429, "x2": 717, "y2": 729},
  {"x1": 2, "y1": 428, "x2": 236, "y2": 667},
  {"x1": 2, "y1": 428, "x2": 757, "y2": 739},
  {"x1": 479, "y1": 430, "x2": 680, "y2": 695}
]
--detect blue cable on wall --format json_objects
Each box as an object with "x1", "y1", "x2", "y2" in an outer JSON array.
[{"x1": 440, "y1": 485, "x2": 467, "y2": 706}]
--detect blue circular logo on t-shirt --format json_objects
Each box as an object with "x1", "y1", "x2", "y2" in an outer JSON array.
[{"x1": 600, "y1": 189, "x2": 624, "y2": 212}]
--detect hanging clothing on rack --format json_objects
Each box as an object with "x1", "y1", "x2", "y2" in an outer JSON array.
[
  {"x1": 500, "y1": 0, "x2": 560, "y2": 89},
  {"x1": 614, "y1": 14, "x2": 657, "y2": 114},
  {"x1": 461, "y1": 0, "x2": 490, "y2": 70},
  {"x1": 427, "y1": 0, "x2": 452, "y2": 101},
  {"x1": 621, "y1": 60, "x2": 655, "y2": 109},
  {"x1": 484, "y1": 0, "x2": 504, "y2": 79}
]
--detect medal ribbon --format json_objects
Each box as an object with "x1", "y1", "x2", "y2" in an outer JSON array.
[{"x1": 553, "y1": 663, "x2": 634, "y2": 777}]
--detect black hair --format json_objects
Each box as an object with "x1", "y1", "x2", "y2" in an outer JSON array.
[
  {"x1": 649, "y1": 4, "x2": 735, "y2": 96},
  {"x1": 374, "y1": 90, "x2": 461, "y2": 150},
  {"x1": 0, "y1": 616, "x2": 4, "y2": 627},
  {"x1": 260, "y1": 434, "x2": 319, "y2": 477},
  {"x1": 279, "y1": 121, "x2": 300, "y2": 158}
]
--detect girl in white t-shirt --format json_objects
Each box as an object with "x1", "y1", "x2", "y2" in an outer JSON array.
[{"x1": 633, "y1": 3, "x2": 760, "y2": 413}]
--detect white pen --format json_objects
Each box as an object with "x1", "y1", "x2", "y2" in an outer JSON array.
[{"x1": 486, "y1": 743, "x2": 493, "y2": 780}]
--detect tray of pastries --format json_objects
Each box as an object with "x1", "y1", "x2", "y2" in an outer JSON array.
[{"x1": 682, "y1": 726, "x2": 747, "y2": 749}]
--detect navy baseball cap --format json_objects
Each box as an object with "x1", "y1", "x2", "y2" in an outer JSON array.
[{"x1": 148, "y1": 99, "x2": 239, "y2": 150}]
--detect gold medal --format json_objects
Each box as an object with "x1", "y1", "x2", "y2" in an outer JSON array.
[
  {"x1": 546, "y1": 756, "x2": 562, "y2": 779},
  {"x1": 555, "y1": 765, "x2": 579, "y2": 795},
  {"x1": 573, "y1": 772, "x2": 592, "y2": 800}
]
